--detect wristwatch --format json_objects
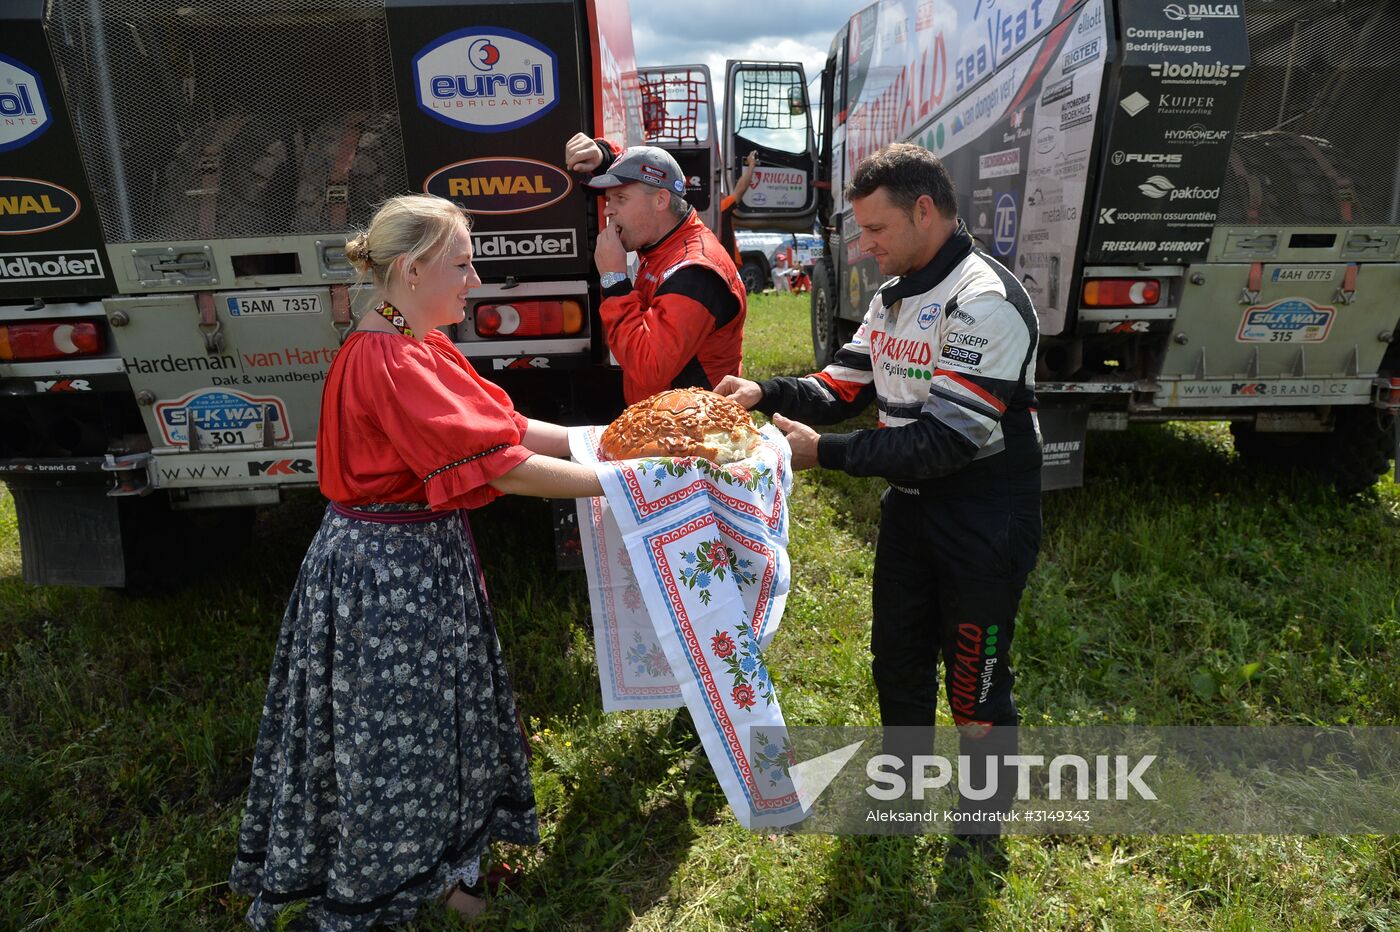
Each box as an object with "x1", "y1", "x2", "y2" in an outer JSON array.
[{"x1": 599, "y1": 271, "x2": 629, "y2": 289}]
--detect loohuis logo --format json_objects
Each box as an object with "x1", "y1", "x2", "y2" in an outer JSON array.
[
  {"x1": 0, "y1": 177, "x2": 80, "y2": 235},
  {"x1": 425, "y1": 158, "x2": 573, "y2": 214},
  {"x1": 0, "y1": 55, "x2": 51, "y2": 153},
  {"x1": 414, "y1": 28, "x2": 559, "y2": 132}
]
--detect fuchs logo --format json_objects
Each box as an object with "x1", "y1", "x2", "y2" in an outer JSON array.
[
  {"x1": 0, "y1": 177, "x2": 80, "y2": 235},
  {"x1": 414, "y1": 28, "x2": 559, "y2": 133},
  {"x1": 1113, "y1": 151, "x2": 1183, "y2": 167},
  {"x1": 1163, "y1": 3, "x2": 1239, "y2": 20},
  {"x1": 425, "y1": 157, "x2": 572, "y2": 214},
  {"x1": 1149, "y1": 61, "x2": 1245, "y2": 80},
  {"x1": 0, "y1": 55, "x2": 51, "y2": 153},
  {"x1": 1164, "y1": 124, "x2": 1230, "y2": 145}
]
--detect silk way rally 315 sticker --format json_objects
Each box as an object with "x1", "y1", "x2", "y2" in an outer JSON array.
[
  {"x1": 154, "y1": 389, "x2": 291, "y2": 446},
  {"x1": 1236, "y1": 298, "x2": 1335, "y2": 344}
]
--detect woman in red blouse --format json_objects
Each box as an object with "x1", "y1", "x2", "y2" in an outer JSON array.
[{"x1": 229, "y1": 195, "x2": 602, "y2": 928}]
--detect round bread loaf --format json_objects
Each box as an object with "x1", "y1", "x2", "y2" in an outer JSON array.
[{"x1": 598, "y1": 388, "x2": 762, "y2": 464}]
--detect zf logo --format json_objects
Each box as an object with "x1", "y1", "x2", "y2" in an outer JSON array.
[{"x1": 249, "y1": 458, "x2": 314, "y2": 477}]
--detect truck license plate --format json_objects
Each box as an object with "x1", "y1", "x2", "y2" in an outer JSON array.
[{"x1": 226, "y1": 291, "x2": 323, "y2": 317}]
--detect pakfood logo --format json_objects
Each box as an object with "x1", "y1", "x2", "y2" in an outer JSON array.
[
  {"x1": 425, "y1": 157, "x2": 573, "y2": 214},
  {"x1": 0, "y1": 177, "x2": 80, "y2": 235},
  {"x1": 414, "y1": 28, "x2": 559, "y2": 132},
  {"x1": 0, "y1": 55, "x2": 51, "y2": 153},
  {"x1": 1139, "y1": 175, "x2": 1174, "y2": 199}
]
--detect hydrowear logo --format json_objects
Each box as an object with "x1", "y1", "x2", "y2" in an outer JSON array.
[
  {"x1": 414, "y1": 29, "x2": 559, "y2": 133},
  {"x1": 0, "y1": 55, "x2": 51, "y2": 153}
]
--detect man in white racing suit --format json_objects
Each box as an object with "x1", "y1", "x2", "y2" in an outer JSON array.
[{"x1": 717, "y1": 143, "x2": 1041, "y2": 862}]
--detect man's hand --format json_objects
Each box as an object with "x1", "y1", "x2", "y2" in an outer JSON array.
[
  {"x1": 565, "y1": 132, "x2": 603, "y2": 173},
  {"x1": 745, "y1": 150, "x2": 758, "y2": 170},
  {"x1": 772, "y1": 413, "x2": 820, "y2": 470},
  {"x1": 714, "y1": 374, "x2": 763, "y2": 409},
  {"x1": 594, "y1": 220, "x2": 627, "y2": 275}
]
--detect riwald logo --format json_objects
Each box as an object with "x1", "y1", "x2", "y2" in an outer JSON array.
[
  {"x1": 414, "y1": 28, "x2": 559, "y2": 132},
  {"x1": 0, "y1": 177, "x2": 80, "y2": 235}
]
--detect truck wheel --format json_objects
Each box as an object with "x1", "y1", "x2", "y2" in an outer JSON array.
[
  {"x1": 1230, "y1": 408, "x2": 1395, "y2": 495},
  {"x1": 739, "y1": 259, "x2": 767, "y2": 294},
  {"x1": 811, "y1": 262, "x2": 840, "y2": 367}
]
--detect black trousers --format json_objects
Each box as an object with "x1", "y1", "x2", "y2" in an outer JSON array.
[{"x1": 870, "y1": 472, "x2": 1041, "y2": 827}]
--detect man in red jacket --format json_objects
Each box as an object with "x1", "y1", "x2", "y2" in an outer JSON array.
[{"x1": 564, "y1": 134, "x2": 747, "y2": 404}]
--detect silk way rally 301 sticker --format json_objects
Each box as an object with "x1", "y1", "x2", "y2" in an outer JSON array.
[
  {"x1": 1236, "y1": 298, "x2": 1335, "y2": 344},
  {"x1": 154, "y1": 389, "x2": 291, "y2": 446}
]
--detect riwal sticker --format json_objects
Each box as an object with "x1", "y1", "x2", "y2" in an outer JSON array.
[
  {"x1": 0, "y1": 177, "x2": 79, "y2": 234},
  {"x1": 0, "y1": 55, "x2": 51, "y2": 153},
  {"x1": 154, "y1": 389, "x2": 291, "y2": 447},
  {"x1": 1236, "y1": 298, "x2": 1336, "y2": 344},
  {"x1": 414, "y1": 28, "x2": 559, "y2": 133},
  {"x1": 425, "y1": 157, "x2": 572, "y2": 214}
]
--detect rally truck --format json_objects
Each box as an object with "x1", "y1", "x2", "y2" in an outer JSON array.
[
  {"x1": 0, "y1": 0, "x2": 753, "y2": 586},
  {"x1": 720, "y1": 0, "x2": 1400, "y2": 492}
]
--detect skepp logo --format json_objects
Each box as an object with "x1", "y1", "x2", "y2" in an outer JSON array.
[
  {"x1": 414, "y1": 28, "x2": 559, "y2": 133},
  {"x1": 0, "y1": 55, "x2": 52, "y2": 153}
]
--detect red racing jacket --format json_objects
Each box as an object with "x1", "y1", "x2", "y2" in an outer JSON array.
[{"x1": 599, "y1": 209, "x2": 748, "y2": 404}]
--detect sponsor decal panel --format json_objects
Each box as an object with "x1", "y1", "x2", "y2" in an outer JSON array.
[
  {"x1": 473, "y1": 228, "x2": 577, "y2": 260},
  {"x1": 0, "y1": 55, "x2": 51, "y2": 153},
  {"x1": 154, "y1": 389, "x2": 291, "y2": 447},
  {"x1": 413, "y1": 29, "x2": 559, "y2": 132},
  {"x1": 0, "y1": 249, "x2": 103, "y2": 282},
  {"x1": 1236, "y1": 298, "x2": 1335, "y2": 344},
  {"x1": 743, "y1": 168, "x2": 808, "y2": 210},
  {"x1": 425, "y1": 157, "x2": 572, "y2": 214},
  {"x1": 0, "y1": 177, "x2": 80, "y2": 235},
  {"x1": 978, "y1": 148, "x2": 1021, "y2": 180}
]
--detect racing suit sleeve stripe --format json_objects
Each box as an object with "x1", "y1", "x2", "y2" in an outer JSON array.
[
  {"x1": 813, "y1": 370, "x2": 867, "y2": 403},
  {"x1": 932, "y1": 368, "x2": 1008, "y2": 414},
  {"x1": 928, "y1": 382, "x2": 1004, "y2": 423},
  {"x1": 754, "y1": 374, "x2": 874, "y2": 424},
  {"x1": 921, "y1": 390, "x2": 998, "y2": 447},
  {"x1": 600, "y1": 286, "x2": 723, "y2": 395}
]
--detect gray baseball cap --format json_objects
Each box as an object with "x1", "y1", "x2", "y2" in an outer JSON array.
[{"x1": 585, "y1": 146, "x2": 687, "y2": 194}]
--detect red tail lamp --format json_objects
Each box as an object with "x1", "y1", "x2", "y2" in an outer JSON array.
[
  {"x1": 0, "y1": 321, "x2": 103, "y2": 361},
  {"x1": 1081, "y1": 279, "x2": 1161, "y2": 308},
  {"x1": 474, "y1": 300, "x2": 584, "y2": 338}
]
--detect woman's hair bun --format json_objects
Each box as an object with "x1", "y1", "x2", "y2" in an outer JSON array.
[{"x1": 343, "y1": 233, "x2": 373, "y2": 272}]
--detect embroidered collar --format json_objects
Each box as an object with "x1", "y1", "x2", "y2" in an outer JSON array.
[{"x1": 373, "y1": 301, "x2": 414, "y2": 338}]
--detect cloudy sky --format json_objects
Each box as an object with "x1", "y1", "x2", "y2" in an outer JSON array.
[{"x1": 629, "y1": 1, "x2": 857, "y2": 104}]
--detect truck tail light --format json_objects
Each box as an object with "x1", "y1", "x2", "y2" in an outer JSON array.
[
  {"x1": 474, "y1": 300, "x2": 584, "y2": 338},
  {"x1": 0, "y1": 321, "x2": 104, "y2": 361},
  {"x1": 1081, "y1": 279, "x2": 1161, "y2": 308}
]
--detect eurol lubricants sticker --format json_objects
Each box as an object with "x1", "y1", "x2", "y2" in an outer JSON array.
[
  {"x1": 1236, "y1": 298, "x2": 1336, "y2": 344},
  {"x1": 154, "y1": 389, "x2": 291, "y2": 447},
  {"x1": 413, "y1": 28, "x2": 559, "y2": 133}
]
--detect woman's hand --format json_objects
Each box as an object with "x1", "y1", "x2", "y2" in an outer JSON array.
[
  {"x1": 520, "y1": 419, "x2": 571, "y2": 458},
  {"x1": 488, "y1": 455, "x2": 604, "y2": 498}
]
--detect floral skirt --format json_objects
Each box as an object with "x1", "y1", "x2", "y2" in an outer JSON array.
[{"x1": 228, "y1": 503, "x2": 538, "y2": 929}]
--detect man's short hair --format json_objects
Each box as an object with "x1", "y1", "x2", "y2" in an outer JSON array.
[
  {"x1": 666, "y1": 192, "x2": 691, "y2": 219},
  {"x1": 845, "y1": 143, "x2": 957, "y2": 219}
]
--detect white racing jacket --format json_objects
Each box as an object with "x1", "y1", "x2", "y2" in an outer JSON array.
[{"x1": 755, "y1": 223, "x2": 1041, "y2": 492}]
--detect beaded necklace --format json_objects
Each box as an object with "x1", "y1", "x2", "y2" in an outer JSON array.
[{"x1": 373, "y1": 301, "x2": 414, "y2": 338}]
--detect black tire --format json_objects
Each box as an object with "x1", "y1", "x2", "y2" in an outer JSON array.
[
  {"x1": 811, "y1": 260, "x2": 840, "y2": 367},
  {"x1": 739, "y1": 259, "x2": 767, "y2": 294},
  {"x1": 1230, "y1": 407, "x2": 1395, "y2": 495}
]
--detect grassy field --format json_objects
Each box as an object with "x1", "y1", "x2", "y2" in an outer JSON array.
[{"x1": 2, "y1": 291, "x2": 1398, "y2": 930}]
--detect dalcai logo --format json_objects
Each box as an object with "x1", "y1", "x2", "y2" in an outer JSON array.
[
  {"x1": 0, "y1": 177, "x2": 80, "y2": 235},
  {"x1": 414, "y1": 29, "x2": 559, "y2": 133},
  {"x1": 425, "y1": 157, "x2": 572, "y2": 214},
  {"x1": 1163, "y1": 3, "x2": 1239, "y2": 20},
  {"x1": 0, "y1": 55, "x2": 50, "y2": 153}
]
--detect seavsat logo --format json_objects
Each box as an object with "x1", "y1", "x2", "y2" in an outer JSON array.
[
  {"x1": 414, "y1": 28, "x2": 559, "y2": 133},
  {"x1": 0, "y1": 55, "x2": 51, "y2": 153}
]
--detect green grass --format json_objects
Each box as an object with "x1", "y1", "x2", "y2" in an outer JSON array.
[{"x1": 2, "y1": 290, "x2": 1398, "y2": 929}]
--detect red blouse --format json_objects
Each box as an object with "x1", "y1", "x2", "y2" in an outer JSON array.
[{"x1": 317, "y1": 329, "x2": 533, "y2": 510}]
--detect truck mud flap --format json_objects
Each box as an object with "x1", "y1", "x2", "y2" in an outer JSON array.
[
  {"x1": 10, "y1": 484, "x2": 125, "y2": 587},
  {"x1": 1038, "y1": 407, "x2": 1090, "y2": 491}
]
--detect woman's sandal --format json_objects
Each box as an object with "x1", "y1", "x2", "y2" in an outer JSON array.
[{"x1": 442, "y1": 879, "x2": 487, "y2": 921}]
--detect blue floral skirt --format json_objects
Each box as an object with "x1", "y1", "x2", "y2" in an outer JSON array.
[{"x1": 229, "y1": 503, "x2": 538, "y2": 929}]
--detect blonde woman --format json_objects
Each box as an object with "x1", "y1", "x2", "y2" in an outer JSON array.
[{"x1": 229, "y1": 194, "x2": 602, "y2": 928}]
